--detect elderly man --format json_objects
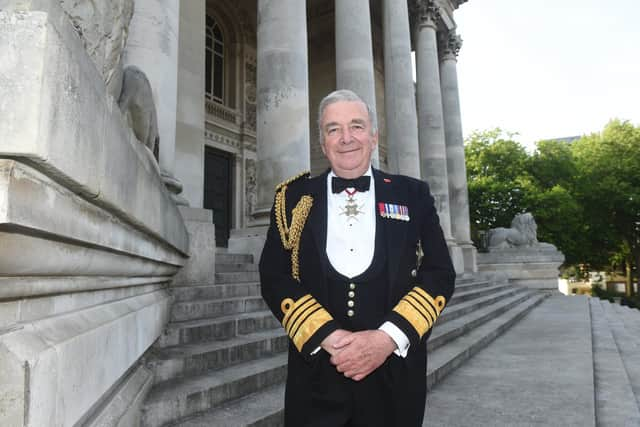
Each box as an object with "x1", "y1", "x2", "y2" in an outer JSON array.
[{"x1": 259, "y1": 89, "x2": 455, "y2": 426}]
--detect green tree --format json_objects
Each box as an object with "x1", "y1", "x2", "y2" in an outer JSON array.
[
  {"x1": 465, "y1": 129, "x2": 530, "y2": 242},
  {"x1": 571, "y1": 120, "x2": 640, "y2": 295}
]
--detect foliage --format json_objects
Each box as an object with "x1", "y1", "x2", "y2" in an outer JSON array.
[
  {"x1": 465, "y1": 129, "x2": 529, "y2": 240},
  {"x1": 465, "y1": 120, "x2": 640, "y2": 290}
]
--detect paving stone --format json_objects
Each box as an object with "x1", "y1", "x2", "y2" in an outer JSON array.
[{"x1": 426, "y1": 295, "x2": 594, "y2": 427}]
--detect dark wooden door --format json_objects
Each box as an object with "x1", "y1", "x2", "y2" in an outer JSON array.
[{"x1": 204, "y1": 147, "x2": 232, "y2": 247}]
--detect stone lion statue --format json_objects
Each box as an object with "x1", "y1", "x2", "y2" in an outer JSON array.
[
  {"x1": 60, "y1": 0, "x2": 160, "y2": 158},
  {"x1": 487, "y1": 212, "x2": 539, "y2": 249}
]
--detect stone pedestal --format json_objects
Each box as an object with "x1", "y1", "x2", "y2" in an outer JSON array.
[
  {"x1": 477, "y1": 245, "x2": 565, "y2": 290},
  {"x1": 0, "y1": 3, "x2": 188, "y2": 425},
  {"x1": 173, "y1": 207, "x2": 216, "y2": 285},
  {"x1": 228, "y1": 226, "x2": 269, "y2": 265}
]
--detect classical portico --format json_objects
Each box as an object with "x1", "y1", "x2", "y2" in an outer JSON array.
[{"x1": 208, "y1": 0, "x2": 475, "y2": 272}]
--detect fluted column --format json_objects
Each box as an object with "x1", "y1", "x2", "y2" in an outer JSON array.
[
  {"x1": 441, "y1": 33, "x2": 476, "y2": 272},
  {"x1": 124, "y1": 0, "x2": 187, "y2": 204},
  {"x1": 382, "y1": 0, "x2": 420, "y2": 178},
  {"x1": 415, "y1": 1, "x2": 453, "y2": 241},
  {"x1": 256, "y1": 0, "x2": 310, "y2": 216},
  {"x1": 335, "y1": 0, "x2": 379, "y2": 167}
]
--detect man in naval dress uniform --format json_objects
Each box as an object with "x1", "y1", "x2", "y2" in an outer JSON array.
[{"x1": 259, "y1": 89, "x2": 455, "y2": 426}]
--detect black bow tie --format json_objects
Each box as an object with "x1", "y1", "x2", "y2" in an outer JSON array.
[{"x1": 332, "y1": 176, "x2": 371, "y2": 193}]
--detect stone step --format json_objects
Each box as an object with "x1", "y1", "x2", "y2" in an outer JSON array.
[
  {"x1": 611, "y1": 303, "x2": 640, "y2": 343},
  {"x1": 216, "y1": 253, "x2": 254, "y2": 265},
  {"x1": 438, "y1": 286, "x2": 529, "y2": 324},
  {"x1": 215, "y1": 262, "x2": 259, "y2": 273},
  {"x1": 141, "y1": 353, "x2": 288, "y2": 427},
  {"x1": 159, "y1": 311, "x2": 280, "y2": 347},
  {"x1": 426, "y1": 292, "x2": 548, "y2": 390},
  {"x1": 172, "y1": 283, "x2": 261, "y2": 302},
  {"x1": 600, "y1": 300, "x2": 640, "y2": 410},
  {"x1": 453, "y1": 279, "x2": 493, "y2": 292},
  {"x1": 590, "y1": 299, "x2": 640, "y2": 426},
  {"x1": 429, "y1": 289, "x2": 536, "y2": 352},
  {"x1": 446, "y1": 282, "x2": 512, "y2": 307},
  {"x1": 215, "y1": 271, "x2": 261, "y2": 284},
  {"x1": 152, "y1": 329, "x2": 288, "y2": 384},
  {"x1": 171, "y1": 296, "x2": 268, "y2": 322},
  {"x1": 160, "y1": 288, "x2": 542, "y2": 427},
  {"x1": 175, "y1": 384, "x2": 286, "y2": 427}
]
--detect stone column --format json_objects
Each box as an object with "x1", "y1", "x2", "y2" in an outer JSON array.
[
  {"x1": 256, "y1": 0, "x2": 310, "y2": 216},
  {"x1": 382, "y1": 0, "x2": 420, "y2": 178},
  {"x1": 415, "y1": 1, "x2": 463, "y2": 273},
  {"x1": 123, "y1": 0, "x2": 187, "y2": 205},
  {"x1": 440, "y1": 32, "x2": 477, "y2": 272},
  {"x1": 335, "y1": 0, "x2": 379, "y2": 167}
]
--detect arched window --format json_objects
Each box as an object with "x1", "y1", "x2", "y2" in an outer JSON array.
[{"x1": 206, "y1": 15, "x2": 224, "y2": 103}]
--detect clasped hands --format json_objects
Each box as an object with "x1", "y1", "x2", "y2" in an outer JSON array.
[{"x1": 320, "y1": 329, "x2": 397, "y2": 381}]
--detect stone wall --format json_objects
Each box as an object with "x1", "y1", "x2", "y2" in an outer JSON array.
[{"x1": 0, "y1": 1, "x2": 189, "y2": 425}]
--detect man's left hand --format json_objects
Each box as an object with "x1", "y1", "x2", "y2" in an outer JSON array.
[{"x1": 329, "y1": 330, "x2": 396, "y2": 381}]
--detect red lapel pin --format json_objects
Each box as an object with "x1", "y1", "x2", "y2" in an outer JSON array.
[{"x1": 383, "y1": 178, "x2": 391, "y2": 183}]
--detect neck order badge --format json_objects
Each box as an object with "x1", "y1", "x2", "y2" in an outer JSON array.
[{"x1": 340, "y1": 188, "x2": 365, "y2": 222}]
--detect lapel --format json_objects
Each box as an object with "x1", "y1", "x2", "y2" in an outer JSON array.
[
  {"x1": 373, "y1": 168, "x2": 409, "y2": 287},
  {"x1": 308, "y1": 169, "x2": 329, "y2": 274}
]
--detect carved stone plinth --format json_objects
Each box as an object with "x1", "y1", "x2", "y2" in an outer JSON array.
[{"x1": 477, "y1": 246, "x2": 565, "y2": 290}]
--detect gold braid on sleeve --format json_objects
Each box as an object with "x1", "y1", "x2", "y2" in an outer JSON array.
[{"x1": 274, "y1": 172, "x2": 312, "y2": 281}]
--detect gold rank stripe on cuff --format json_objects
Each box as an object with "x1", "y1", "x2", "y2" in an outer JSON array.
[
  {"x1": 281, "y1": 294, "x2": 334, "y2": 352},
  {"x1": 392, "y1": 287, "x2": 447, "y2": 338}
]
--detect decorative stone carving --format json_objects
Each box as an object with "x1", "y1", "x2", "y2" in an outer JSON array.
[
  {"x1": 416, "y1": 0, "x2": 441, "y2": 25},
  {"x1": 479, "y1": 213, "x2": 565, "y2": 289},
  {"x1": 59, "y1": 0, "x2": 134, "y2": 100},
  {"x1": 487, "y1": 212, "x2": 540, "y2": 249},
  {"x1": 245, "y1": 61, "x2": 257, "y2": 131},
  {"x1": 245, "y1": 158, "x2": 257, "y2": 217},
  {"x1": 441, "y1": 32, "x2": 463, "y2": 58},
  {"x1": 204, "y1": 128, "x2": 242, "y2": 150},
  {"x1": 118, "y1": 66, "x2": 159, "y2": 157}
]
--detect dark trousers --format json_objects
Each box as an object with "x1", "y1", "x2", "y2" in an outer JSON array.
[{"x1": 285, "y1": 351, "x2": 425, "y2": 427}]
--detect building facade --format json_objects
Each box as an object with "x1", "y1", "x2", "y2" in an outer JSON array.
[
  {"x1": 185, "y1": 0, "x2": 475, "y2": 274},
  {"x1": 0, "y1": 0, "x2": 474, "y2": 425}
]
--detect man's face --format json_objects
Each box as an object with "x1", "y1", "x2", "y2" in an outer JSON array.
[{"x1": 320, "y1": 100, "x2": 378, "y2": 179}]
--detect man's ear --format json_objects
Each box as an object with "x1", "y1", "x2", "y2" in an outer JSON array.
[{"x1": 320, "y1": 143, "x2": 327, "y2": 155}]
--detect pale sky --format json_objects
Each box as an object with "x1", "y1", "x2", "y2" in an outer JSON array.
[{"x1": 453, "y1": 0, "x2": 640, "y2": 150}]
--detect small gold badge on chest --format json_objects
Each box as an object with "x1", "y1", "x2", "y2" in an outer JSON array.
[{"x1": 340, "y1": 189, "x2": 365, "y2": 222}]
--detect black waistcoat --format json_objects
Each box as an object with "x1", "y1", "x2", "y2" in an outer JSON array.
[{"x1": 325, "y1": 219, "x2": 390, "y2": 331}]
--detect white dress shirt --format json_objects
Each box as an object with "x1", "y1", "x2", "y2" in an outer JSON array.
[{"x1": 324, "y1": 167, "x2": 409, "y2": 357}]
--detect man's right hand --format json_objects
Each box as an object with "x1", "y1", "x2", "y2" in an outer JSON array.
[{"x1": 320, "y1": 329, "x2": 352, "y2": 356}]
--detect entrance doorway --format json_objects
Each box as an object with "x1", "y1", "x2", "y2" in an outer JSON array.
[{"x1": 204, "y1": 147, "x2": 232, "y2": 247}]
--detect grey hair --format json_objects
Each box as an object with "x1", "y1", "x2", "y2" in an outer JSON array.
[{"x1": 317, "y1": 89, "x2": 378, "y2": 145}]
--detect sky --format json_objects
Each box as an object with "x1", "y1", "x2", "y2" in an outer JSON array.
[{"x1": 452, "y1": 0, "x2": 640, "y2": 151}]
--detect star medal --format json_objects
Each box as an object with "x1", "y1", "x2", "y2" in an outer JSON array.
[{"x1": 340, "y1": 189, "x2": 365, "y2": 223}]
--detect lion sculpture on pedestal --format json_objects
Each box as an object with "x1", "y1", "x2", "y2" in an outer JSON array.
[
  {"x1": 60, "y1": 0, "x2": 158, "y2": 157},
  {"x1": 487, "y1": 212, "x2": 539, "y2": 249}
]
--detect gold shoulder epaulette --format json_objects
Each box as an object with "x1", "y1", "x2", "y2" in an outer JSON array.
[
  {"x1": 274, "y1": 171, "x2": 312, "y2": 282},
  {"x1": 275, "y1": 171, "x2": 311, "y2": 191}
]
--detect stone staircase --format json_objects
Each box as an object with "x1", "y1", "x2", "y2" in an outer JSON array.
[
  {"x1": 140, "y1": 253, "x2": 549, "y2": 426},
  {"x1": 590, "y1": 298, "x2": 640, "y2": 426}
]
